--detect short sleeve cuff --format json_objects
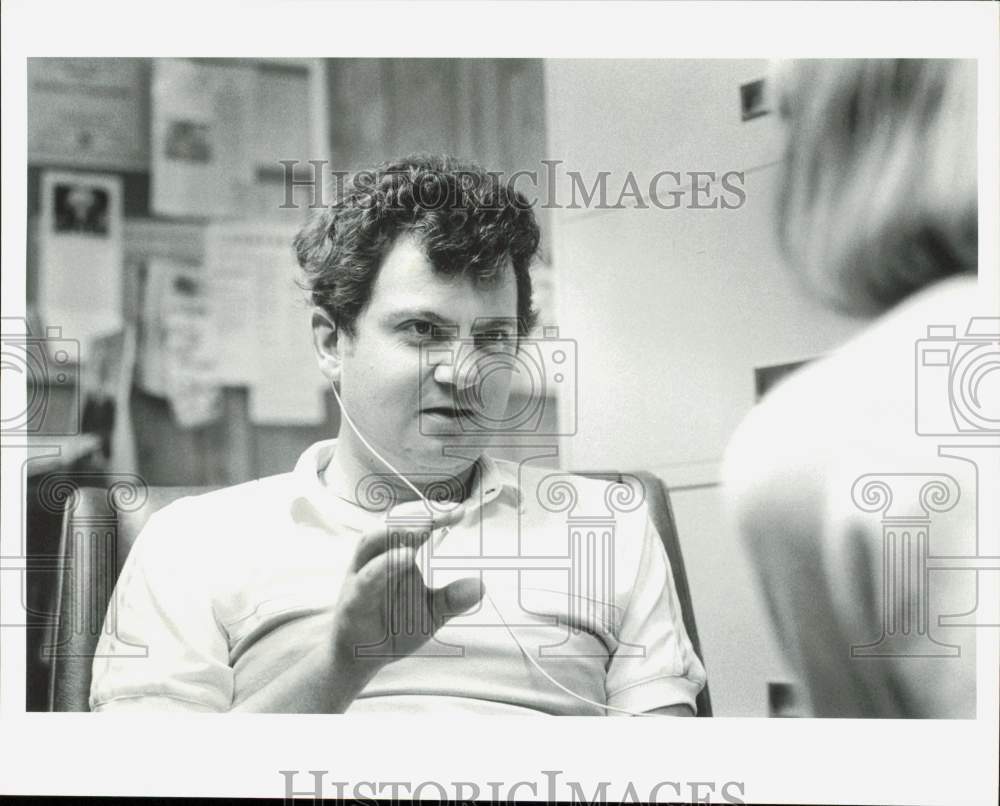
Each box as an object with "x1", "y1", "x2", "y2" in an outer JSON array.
[
  {"x1": 91, "y1": 694, "x2": 223, "y2": 713},
  {"x1": 607, "y1": 673, "x2": 704, "y2": 715}
]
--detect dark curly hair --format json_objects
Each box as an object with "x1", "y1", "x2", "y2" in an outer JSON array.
[{"x1": 294, "y1": 154, "x2": 541, "y2": 338}]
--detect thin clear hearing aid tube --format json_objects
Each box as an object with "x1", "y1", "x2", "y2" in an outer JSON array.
[{"x1": 329, "y1": 380, "x2": 654, "y2": 716}]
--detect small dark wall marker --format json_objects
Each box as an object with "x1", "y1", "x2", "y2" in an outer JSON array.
[{"x1": 740, "y1": 78, "x2": 770, "y2": 122}]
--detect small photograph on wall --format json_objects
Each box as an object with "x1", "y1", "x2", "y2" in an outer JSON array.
[{"x1": 53, "y1": 182, "x2": 110, "y2": 236}]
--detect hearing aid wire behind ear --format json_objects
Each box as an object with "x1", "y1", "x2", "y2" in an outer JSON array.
[{"x1": 329, "y1": 380, "x2": 653, "y2": 716}]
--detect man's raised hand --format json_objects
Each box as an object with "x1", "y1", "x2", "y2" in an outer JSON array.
[{"x1": 331, "y1": 500, "x2": 484, "y2": 675}]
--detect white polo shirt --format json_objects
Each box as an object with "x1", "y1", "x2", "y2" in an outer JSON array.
[{"x1": 90, "y1": 440, "x2": 706, "y2": 714}]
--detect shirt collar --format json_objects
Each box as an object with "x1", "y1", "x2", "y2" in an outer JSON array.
[{"x1": 289, "y1": 439, "x2": 517, "y2": 531}]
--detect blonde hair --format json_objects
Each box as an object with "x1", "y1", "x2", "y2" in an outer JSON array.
[{"x1": 772, "y1": 59, "x2": 977, "y2": 315}]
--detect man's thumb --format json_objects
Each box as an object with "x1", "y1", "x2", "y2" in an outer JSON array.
[{"x1": 442, "y1": 576, "x2": 485, "y2": 614}]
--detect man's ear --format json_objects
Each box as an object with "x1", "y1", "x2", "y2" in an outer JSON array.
[{"x1": 311, "y1": 308, "x2": 342, "y2": 384}]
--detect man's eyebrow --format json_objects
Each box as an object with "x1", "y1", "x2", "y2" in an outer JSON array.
[
  {"x1": 472, "y1": 317, "x2": 519, "y2": 330},
  {"x1": 384, "y1": 308, "x2": 456, "y2": 326}
]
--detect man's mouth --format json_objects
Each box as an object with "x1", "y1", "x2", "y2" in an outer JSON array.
[{"x1": 422, "y1": 406, "x2": 475, "y2": 419}]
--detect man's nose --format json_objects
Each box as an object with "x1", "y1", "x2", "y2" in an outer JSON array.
[{"x1": 428, "y1": 342, "x2": 479, "y2": 390}]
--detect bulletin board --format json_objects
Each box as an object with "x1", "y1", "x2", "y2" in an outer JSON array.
[{"x1": 27, "y1": 58, "x2": 329, "y2": 434}]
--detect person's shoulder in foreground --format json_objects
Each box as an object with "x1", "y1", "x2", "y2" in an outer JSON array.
[{"x1": 722, "y1": 275, "x2": 980, "y2": 717}]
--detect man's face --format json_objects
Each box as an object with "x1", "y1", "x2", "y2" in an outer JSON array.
[{"x1": 335, "y1": 234, "x2": 519, "y2": 477}]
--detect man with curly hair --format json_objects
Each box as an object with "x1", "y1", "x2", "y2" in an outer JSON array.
[{"x1": 90, "y1": 155, "x2": 706, "y2": 715}]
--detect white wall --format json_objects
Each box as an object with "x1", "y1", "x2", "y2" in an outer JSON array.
[{"x1": 544, "y1": 60, "x2": 864, "y2": 715}]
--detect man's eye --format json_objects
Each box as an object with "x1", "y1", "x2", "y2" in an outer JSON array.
[
  {"x1": 409, "y1": 321, "x2": 434, "y2": 337},
  {"x1": 474, "y1": 330, "x2": 513, "y2": 348}
]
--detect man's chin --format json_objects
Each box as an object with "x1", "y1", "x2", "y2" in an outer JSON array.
[{"x1": 407, "y1": 436, "x2": 485, "y2": 474}]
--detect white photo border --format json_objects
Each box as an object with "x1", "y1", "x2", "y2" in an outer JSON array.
[{"x1": 1, "y1": 2, "x2": 997, "y2": 804}]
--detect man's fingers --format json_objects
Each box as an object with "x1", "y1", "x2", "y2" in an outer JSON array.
[
  {"x1": 350, "y1": 502, "x2": 465, "y2": 572},
  {"x1": 429, "y1": 576, "x2": 484, "y2": 630},
  {"x1": 355, "y1": 546, "x2": 415, "y2": 589},
  {"x1": 350, "y1": 525, "x2": 429, "y2": 574}
]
